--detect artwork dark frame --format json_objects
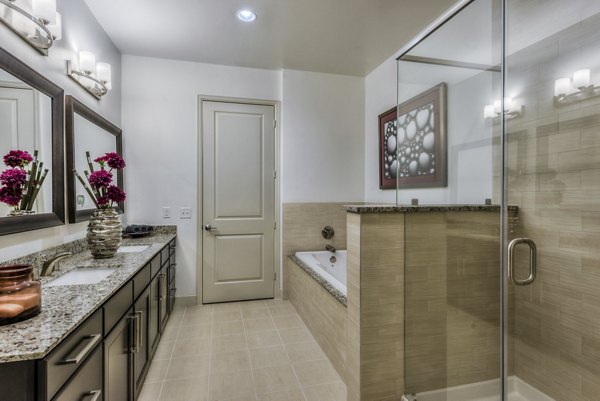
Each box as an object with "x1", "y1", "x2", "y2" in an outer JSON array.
[
  {"x1": 379, "y1": 82, "x2": 447, "y2": 190},
  {"x1": 65, "y1": 95, "x2": 124, "y2": 223}
]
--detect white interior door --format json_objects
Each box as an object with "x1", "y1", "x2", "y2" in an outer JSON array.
[{"x1": 202, "y1": 100, "x2": 276, "y2": 303}]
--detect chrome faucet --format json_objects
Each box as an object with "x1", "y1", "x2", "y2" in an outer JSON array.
[
  {"x1": 41, "y1": 252, "x2": 72, "y2": 277},
  {"x1": 325, "y1": 244, "x2": 336, "y2": 253}
]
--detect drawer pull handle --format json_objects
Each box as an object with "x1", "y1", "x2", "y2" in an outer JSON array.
[
  {"x1": 135, "y1": 310, "x2": 143, "y2": 351},
  {"x1": 83, "y1": 389, "x2": 101, "y2": 401},
  {"x1": 60, "y1": 333, "x2": 102, "y2": 365}
]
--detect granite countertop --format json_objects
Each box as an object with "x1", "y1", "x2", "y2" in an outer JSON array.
[
  {"x1": 344, "y1": 204, "x2": 519, "y2": 214},
  {"x1": 0, "y1": 233, "x2": 176, "y2": 363}
]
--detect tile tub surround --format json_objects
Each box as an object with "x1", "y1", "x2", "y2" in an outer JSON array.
[
  {"x1": 289, "y1": 255, "x2": 347, "y2": 306},
  {"x1": 286, "y1": 257, "x2": 348, "y2": 383},
  {"x1": 346, "y1": 212, "x2": 405, "y2": 401},
  {"x1": 0, "y1": 232, "x2": 176, "y2": 362},
  {"x1": 283, "y1": 202, "x2": 351, "y2": 298}
]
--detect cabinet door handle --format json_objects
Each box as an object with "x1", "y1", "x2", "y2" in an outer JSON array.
[
  {"x1": 128, "y1": 314, "x2": 139, "y2": 353},
  {"x1": 60, "y1": 333, "x2": 102, "y2": 365},
  {"x1": 135, "y1": 310, "x2": 143, "y2": 351},
  {"x1": 83, "y1": 390, "x2": 101, "y2": 401},
  {"x1": 157, "y1": 274, "x2": 164, "y2": 301}
]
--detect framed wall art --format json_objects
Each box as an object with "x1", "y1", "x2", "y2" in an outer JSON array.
[{"x1": 379, "y1": 82, "x2": 447, "y2": 189}]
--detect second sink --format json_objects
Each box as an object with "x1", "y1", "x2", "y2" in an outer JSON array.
[{"x1": 45, "y1": 269, "x2": 114, "y2": 287}]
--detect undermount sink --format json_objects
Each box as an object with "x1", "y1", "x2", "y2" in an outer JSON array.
[
  {"x1": 45, "y1": 269, "x2": 114, "y2": 287},
  {"x1": 117, "y1": 245, "x2": 150, "y2": 253}
]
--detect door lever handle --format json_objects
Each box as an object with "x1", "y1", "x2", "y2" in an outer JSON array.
[{"x1": 204, "y1": 224, "x2": 218, "y2": 232}]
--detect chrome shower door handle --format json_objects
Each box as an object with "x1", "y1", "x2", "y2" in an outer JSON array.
[{"x1": 508, "y1": 238, "x2": 537, "y2": 286}]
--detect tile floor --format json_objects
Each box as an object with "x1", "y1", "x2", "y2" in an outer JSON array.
[{"x1": 138, "y1": 299, "x2": 347, "y2": 401}]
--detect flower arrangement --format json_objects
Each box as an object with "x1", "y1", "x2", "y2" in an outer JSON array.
[
  {"x1": 74, "y1": 151, "x2": 126, "y2": 209},
  {"x1": 0, "y1": 150, "x2": 48, "y2": 215}
]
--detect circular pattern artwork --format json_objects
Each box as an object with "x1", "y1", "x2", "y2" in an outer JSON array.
[{"x1": 383, "y1": 102, "x2": 436, "y2": 179}]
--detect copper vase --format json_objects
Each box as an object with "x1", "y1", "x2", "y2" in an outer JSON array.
[{"x1": 0, "y1": 265, "x2": 41, "y2": 326}]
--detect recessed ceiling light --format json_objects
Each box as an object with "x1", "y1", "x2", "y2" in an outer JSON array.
[{"x1": 236, "y1": 9, "x2": 257, "y2": 22}]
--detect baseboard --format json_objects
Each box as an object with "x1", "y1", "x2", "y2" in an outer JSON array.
[{"x1": 174, "y1": 296, "x2": 197, "y2": 306}]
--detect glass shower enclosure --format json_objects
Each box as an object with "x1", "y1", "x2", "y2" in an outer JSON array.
[{"x1": 396, "y1": 0, "x2": 600, "y2": 400}]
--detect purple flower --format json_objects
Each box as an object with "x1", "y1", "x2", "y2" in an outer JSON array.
[
  {"x1": 3, "y1": 150, "x2": 32, "y2": 168},
  {"x1": 0, "y1": 168, "x2": 27, "y2": 187},
  {"x1": 106, "y1": 185, "x2": 126, "y2": 204},
  {"x1": 88, "y1": 170, "x2": 113, "y2": 189},
  {"x1": 0, "y1": 186, "x2": 22, "y2": 206},
  {"x1": 95, "y1": 152, "x2": 125, "y2": 170},
  {"x1": 96, "y1": 195, "x2": 109, "y2": 207}
]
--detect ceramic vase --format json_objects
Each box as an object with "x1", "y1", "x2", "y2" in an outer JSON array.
[{"x1": 87, "y1": 208, "x2": 121, "y2": 259}]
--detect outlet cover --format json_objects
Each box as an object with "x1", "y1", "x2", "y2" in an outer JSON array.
[
  {"x1": 162, "y1": 207, "x2": 171, "y2": 218},
  {"x1": 180, "y1": 207, "x2": 192, "y2": 219}
]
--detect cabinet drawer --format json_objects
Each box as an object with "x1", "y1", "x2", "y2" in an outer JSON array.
[
  {"x1": 133, "y1": 262, "x2": 151, "y2": 301},
  {"x1": 42, "y1": 309, "x2": 102, "y2": 401},
  {"x1": 53, "y1": 344, "x2": 102, "y2": 401},
  {"x1": 104, "y1": 281, "x2": 133, "y2": 336}
]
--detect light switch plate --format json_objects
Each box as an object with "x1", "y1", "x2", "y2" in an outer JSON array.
[
  {"x1": 180, "y1": 207, "x2": 192, "y2": 219},
  {"x1": 162, "y1": 207, "x2": 171, "y2": 218}
]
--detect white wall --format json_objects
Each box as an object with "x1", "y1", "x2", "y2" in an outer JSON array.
[
  {"x1": 281, "y1": 70, "x2": 364, "y2": 203},
  {"x1": 0, "y1": 0, "x2": 121, "y2": 260},
  {"x1": 121, "y1": 55, "x2": 281, "y2": 299},
  {"x1": 122, "y1": 57, "x2": 366, "y2": 298}
]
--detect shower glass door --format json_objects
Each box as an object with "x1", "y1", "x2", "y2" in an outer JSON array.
[
  {"x1": 503, "y1": 1, "x2": 600, "y2": 400},
  {"x1": 397, "y1": 1, "x2": 504, "y2": 400}
]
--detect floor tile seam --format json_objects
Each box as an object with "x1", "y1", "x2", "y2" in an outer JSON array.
[{"x1": 268, "y1": 305, "x2": 309, "y2": 401}]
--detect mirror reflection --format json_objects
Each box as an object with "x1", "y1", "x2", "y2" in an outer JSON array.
[
  {"x1": 0, "y1": 69, "x2": 53, "y2": 217},
  {"x1": 73, "y1": 114, "x2": 119, "y2": 210}
]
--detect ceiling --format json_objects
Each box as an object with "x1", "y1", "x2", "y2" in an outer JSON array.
[{"x1": 83, "y1": 0, "x2": 457, "y2": 77}]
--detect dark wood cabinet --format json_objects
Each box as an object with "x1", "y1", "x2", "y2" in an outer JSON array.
[
  {"x1": 0, "y1": 240, "x2": 177, "y2": 401},
  {"x1": 104, "y1": 307, "x2": 134, "y2": 401},
  {"x1": 133, "y1": 286, "x2": 151, "y2": 398}
]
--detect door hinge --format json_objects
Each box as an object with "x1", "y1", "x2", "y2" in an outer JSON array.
[
  {"x1": 274, "y1": 272, "x2": 277, "y2": 281},
  {"x1": 273, "y1": 120, "x2": 277, "y2": 128},
  {"x1": 273, "y1": 170, "x2": 277, "y2": 179},
  {"x1": 273, "y1": 221, "x2": 277, "y2": 230}
]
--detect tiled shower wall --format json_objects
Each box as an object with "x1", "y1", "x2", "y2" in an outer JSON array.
[{"x1": 505, "y1": 12, "x2": 600, "y2": 401}]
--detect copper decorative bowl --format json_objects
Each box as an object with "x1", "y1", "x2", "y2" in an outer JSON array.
[{"x1": 0, "y1": 265, "x2": 41, "y2": 326}]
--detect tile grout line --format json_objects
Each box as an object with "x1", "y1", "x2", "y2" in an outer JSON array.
[
  {"x1": 242, "y1": 301, "x2": 263, "y2": 401},
  {"x1": 156, "y1": 306, "x2": 186, "y2": 400},
  {"x1": 268, "y1": 302, "x2": 309, "y2": 401}
]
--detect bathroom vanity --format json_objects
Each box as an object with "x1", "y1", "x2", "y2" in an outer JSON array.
[{"x1": 0, "y1": 233, "x2": 177, "y2": 401}]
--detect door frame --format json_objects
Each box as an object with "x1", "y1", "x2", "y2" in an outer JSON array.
[{"x1": 196, "y1": 95, "x2": 281, "y2": 305}]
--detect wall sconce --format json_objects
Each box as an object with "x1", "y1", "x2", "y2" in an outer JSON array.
[
  {"x1": 67, "y1": 51, "x2": 111, "y2": 100},
  {"x1": 484, "y1": 97, "x2": 523, "y2": 122},
  {"x1": 0, "y1": 0, "x2": 61, "y2": 55},
  {"x1": 554, "y1": 69, "x2": 600, "y2": 105}
]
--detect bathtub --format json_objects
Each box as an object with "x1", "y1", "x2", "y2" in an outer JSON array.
[{"x1": 295, "y1": 250, "x2": 347, "y2": 296}]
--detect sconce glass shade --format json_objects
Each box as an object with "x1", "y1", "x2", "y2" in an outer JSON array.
[
  {"x1": 573, "y1": 69, "x2": 591, "y2": 89},
  {"x1": 79, "y1": 51, "x2": 96, "y2": 75},
  {"x1": 554, "y1": 77, "x2": 571, "y2": 96},
  {"x1": 47, "y1": 11, "x2": 60, "y2": 40},
  {"x1": 32, "y1": 0, "x2": 55, "y2": 24},
  {"x1": 96, "y1": 62, "x2": 111, "y2": 84},
  {"x1": 0, "y1": 0, "x2": 57, "y2": 54}
]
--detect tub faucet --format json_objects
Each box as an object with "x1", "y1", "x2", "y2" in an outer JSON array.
[
  {"x1": 41, "y1": 252, "x2": 72, "y2": 277},
  {"x1": 325, "y1": 244, "x2": 336, "y2": 253}
]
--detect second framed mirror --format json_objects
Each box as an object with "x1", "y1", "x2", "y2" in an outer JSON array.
[{"x1": 65, "y1": 96, "x2": 123, "y2": 223}]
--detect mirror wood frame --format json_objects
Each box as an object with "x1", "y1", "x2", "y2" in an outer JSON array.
[
  {"x1": 0, "y1": 46, "x2": 65, "y2": 236},
  {"x1": 65, "y1": 95, "x2": 124, "y2": 223}
]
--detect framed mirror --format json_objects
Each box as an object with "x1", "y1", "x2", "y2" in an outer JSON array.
[
  {"x1": 65, "y1": 95, "x2": 123, "y2": 223},
  {"x1": 0, "y1": 47, "x2": 64, "y2": 236}
]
